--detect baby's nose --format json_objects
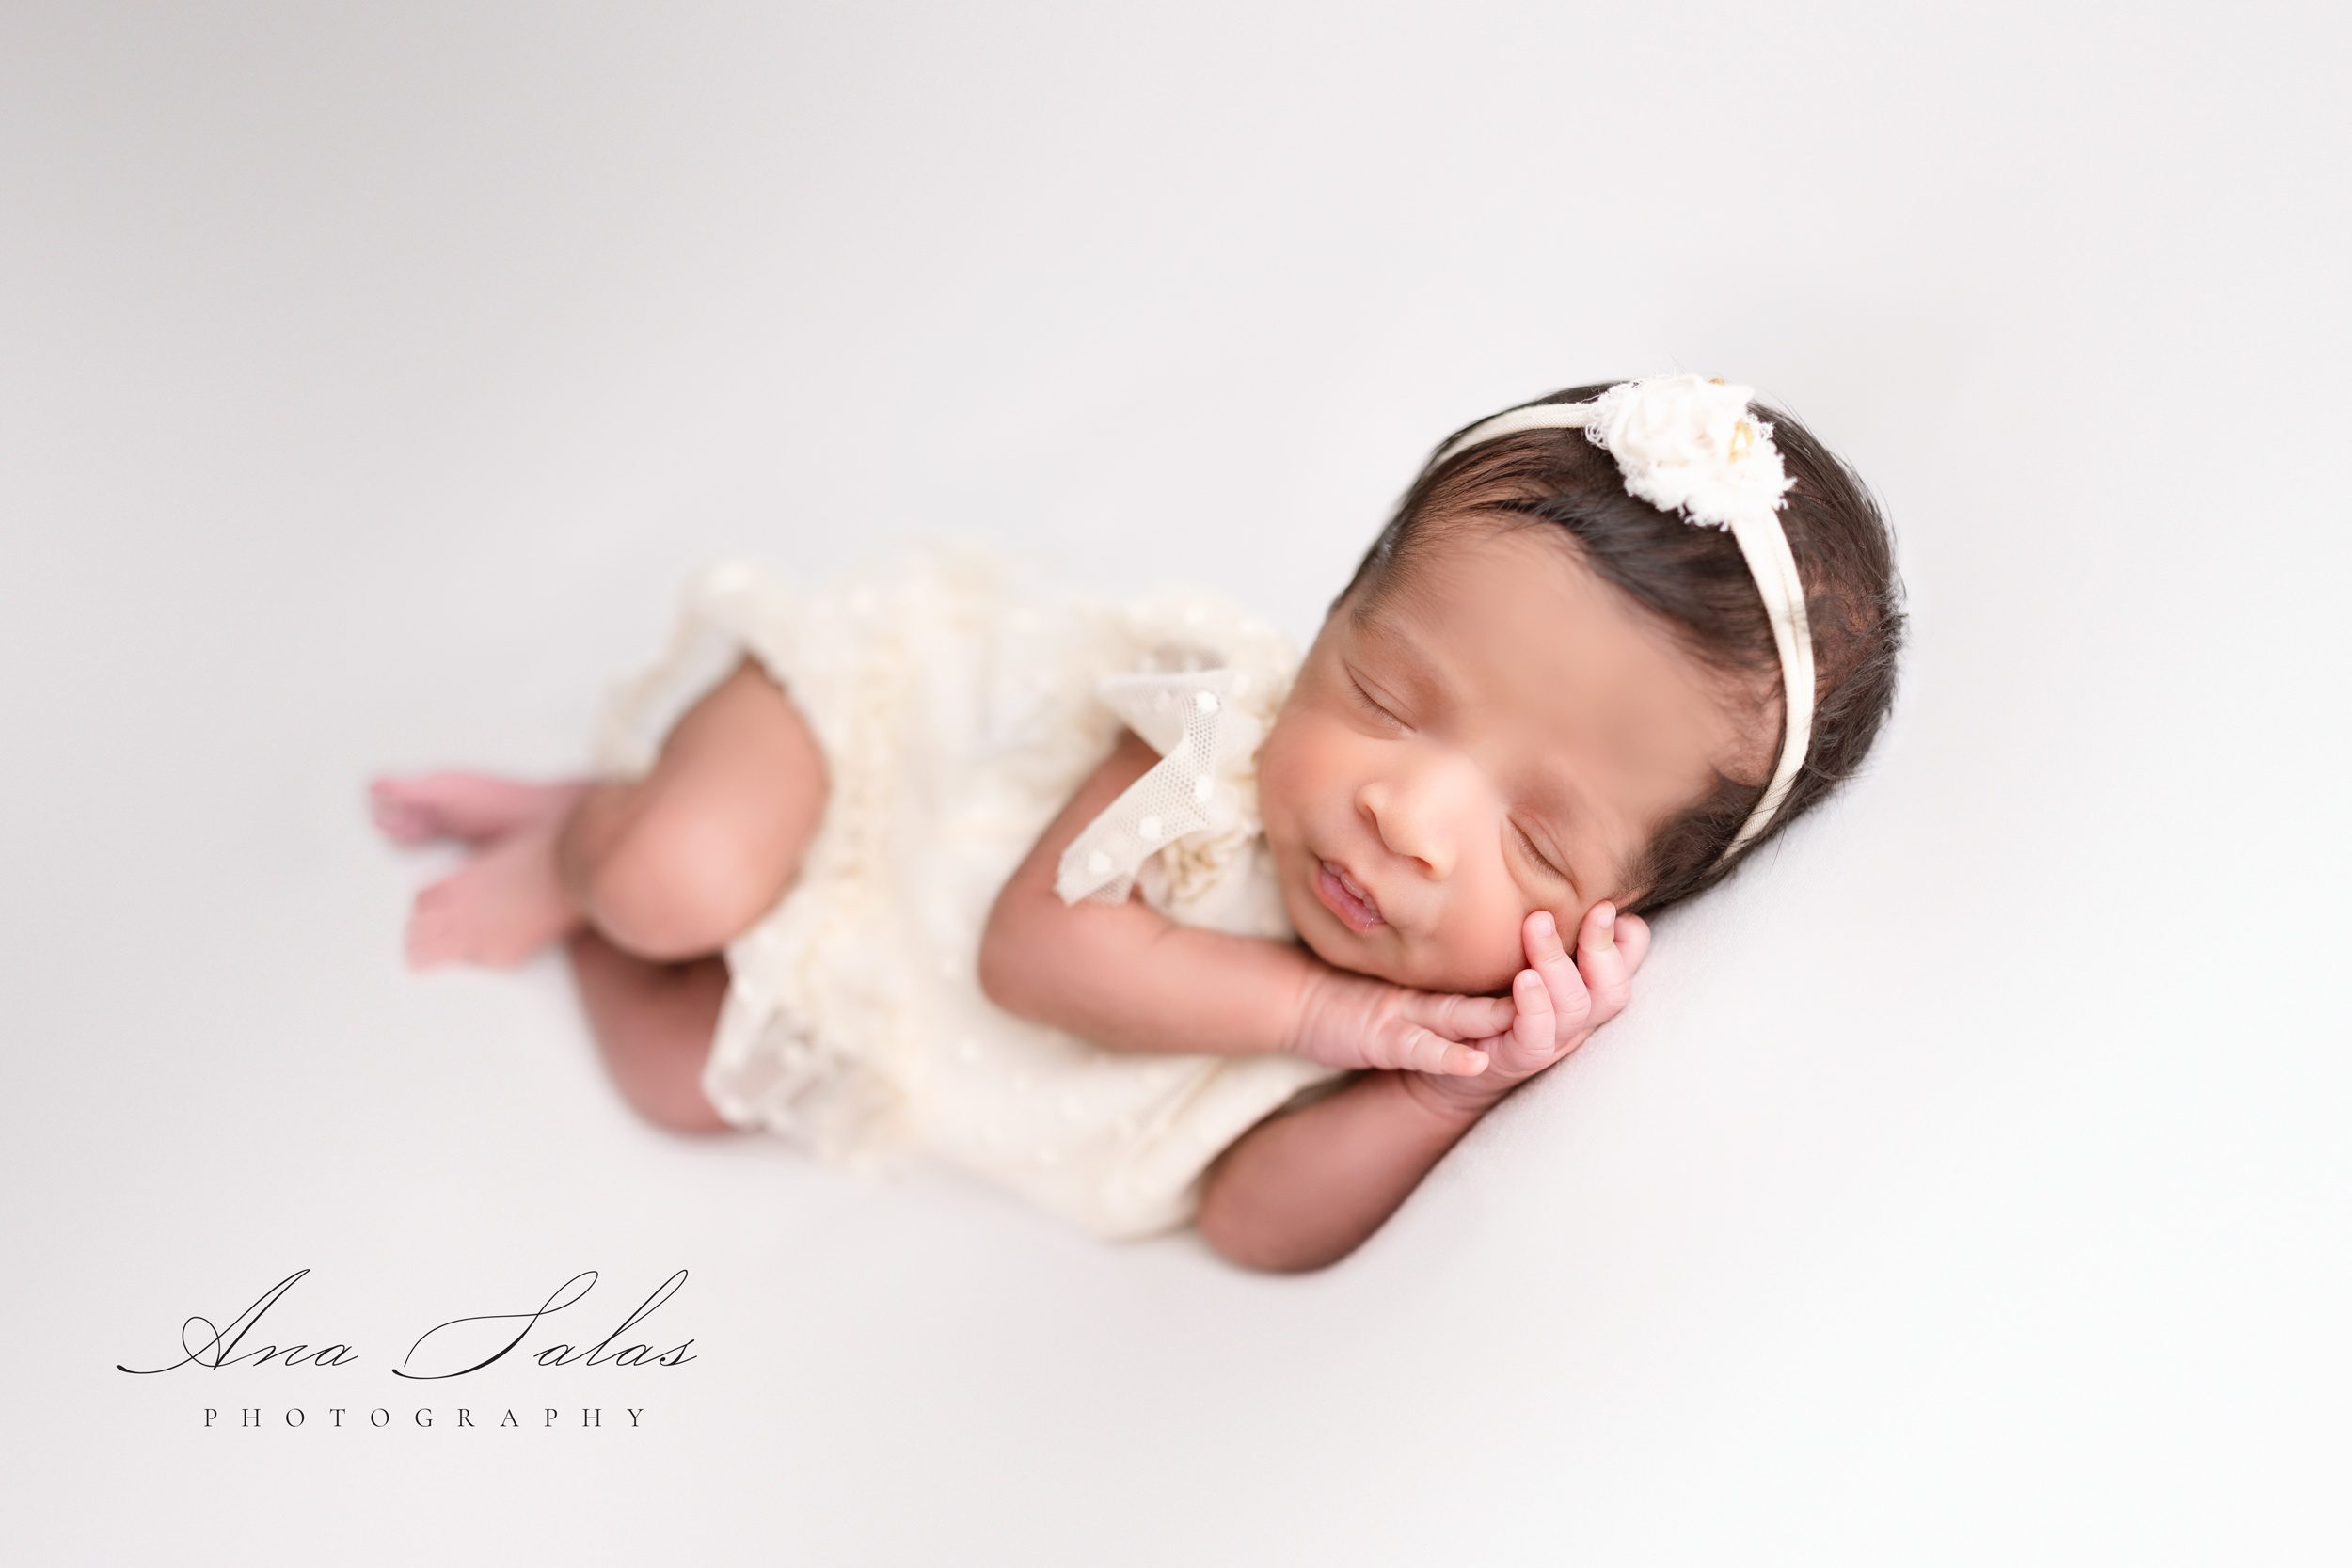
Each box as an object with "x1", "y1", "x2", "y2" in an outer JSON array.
[{"x1": 1357, "y1": 779, "x2": 1455, "y2": 880}]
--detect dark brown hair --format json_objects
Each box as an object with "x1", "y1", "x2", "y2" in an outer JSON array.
[{"x1": 1332, "y1": 381, "x2": 1908, "y2": 917}]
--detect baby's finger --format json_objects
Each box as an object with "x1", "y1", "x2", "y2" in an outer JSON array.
[
  {"x1": 1406, "y1": 990, "x2": 1517, "y2": 1043},
  {"x1": 1614, "y1": 912, "x2": 1652, "y2": 975},
  {"x1": 1489, "y1": 968, "x2": 1556, "y2": 1076},
  {"x1": 1391, "y1": 1023, "x2": 1489, "y2": 1077},
  {"x1": 1529, "y1": 911, "x2": 1595, "y2": 1034},
  {"x1": 1572, "y1": 903, "x2": 1635, "y2": 1028}
]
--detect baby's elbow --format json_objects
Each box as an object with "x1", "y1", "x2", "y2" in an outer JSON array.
[
  {"x1": 1195, "y1": 1174, "x2": 1354, "y2": 1275},
  {"x1": 1199, "y1": 1212, "x2": 1350, "y2": 1275},
  {"x1": 1200, "y1": 1219, "x2": 1307, "y2": 1275},
  {"x1": 977, "y1": 922, "x2": 1036, "y2": 1018},
  {"x1": 979, "y1": 896, "x2": 1090, "y2": 1023}
]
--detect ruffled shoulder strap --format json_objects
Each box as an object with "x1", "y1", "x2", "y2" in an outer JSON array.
[{"x1": 1053, "y1": 587, "x2": 1299, "y2": 911}]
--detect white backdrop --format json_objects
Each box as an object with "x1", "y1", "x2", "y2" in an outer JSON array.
[{"x1": 5, "y1": 2, "x2": 2346, "y2": 1562}]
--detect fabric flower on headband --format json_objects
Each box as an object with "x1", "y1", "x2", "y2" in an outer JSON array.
[{"x1": 1578, "y1": 374, "x2": 1798, "y2": 530}]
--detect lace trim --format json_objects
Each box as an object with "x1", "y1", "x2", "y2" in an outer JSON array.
[{"x1": 1054, "y1": 664, "x2": 1281, "y2": 908}]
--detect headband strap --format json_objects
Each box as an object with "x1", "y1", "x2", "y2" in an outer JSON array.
[{"x1": 1425, "y1": 375, "x2": 1815, "y2": 869}]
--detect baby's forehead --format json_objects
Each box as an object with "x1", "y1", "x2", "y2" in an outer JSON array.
[{"x1": 1349, "y1": 537, "x2": 1747, "y2": 777}]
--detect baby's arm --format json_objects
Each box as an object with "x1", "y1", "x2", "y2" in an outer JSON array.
[
  {"x1": 979, "y1": 728, "x2": 1327, "y2": 1057},
  {"x1": 981, "y1": 731, "x2": 1510, "y2": 1073},
  {"x1": 1194, "y1": 1069, "x2": 1499, "y2": 1273}
]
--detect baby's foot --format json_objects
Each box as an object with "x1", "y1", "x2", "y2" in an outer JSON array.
[
  {"x1": 369, "y1": 771, "x2": 590, "y2": 847},
  {"x1": 405, "y1": 818, "x2": 582, "y2": 971}
]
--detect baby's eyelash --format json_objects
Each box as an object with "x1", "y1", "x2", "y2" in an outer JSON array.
[
  {"x1": 1346, "y1": 673, "x2": 1402, "y2": 725},
  {"x1": 1516, "y1": 822, "x2": 1567, "y2": 882}
]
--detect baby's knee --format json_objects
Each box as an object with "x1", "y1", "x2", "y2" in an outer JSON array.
[{"x1": 587, "y1": 806, "x2": 787, "y2": 960}]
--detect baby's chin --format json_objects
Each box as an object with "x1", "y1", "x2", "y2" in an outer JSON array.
[
  {"x1": 1295, "y1": 923, "x2": 1399, "y2": 982},
  {"x1": 1289, "y1": 899, "x2": 1518, "y2": 997},
  {"x1": 1295, "y1": 925, "x2": 1510, "y2": 996}
]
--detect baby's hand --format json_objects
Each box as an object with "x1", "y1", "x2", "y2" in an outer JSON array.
[
  {"x1": 1422, "y1": 904, "x2": 1652, "y2": 1113},
  {"x1": 1284, "y1": 964, "x2": 1518, "y2": 1077}
]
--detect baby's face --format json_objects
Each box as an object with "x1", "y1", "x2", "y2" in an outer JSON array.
[{"x1": 1257, "y1": 523, "x2": 1756, "y2": 996}]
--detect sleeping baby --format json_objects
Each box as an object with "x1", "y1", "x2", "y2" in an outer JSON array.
[{"x1": 370, "y1": 373, "x2": 1907, "y2": 1271}]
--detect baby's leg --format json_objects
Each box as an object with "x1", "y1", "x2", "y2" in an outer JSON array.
[
  {"x1": 401, "y1": 806, "x2": 590, "y2": 971},
  {"x1": 552, "y1": 656, "x2": 830, "y2": 962},
  {"x1": 369, "y1": 773, "x2": 589, "y2": 846},
  {"x1": 399, "y1": 656, "x2": 827, "y2": 971},
  {"x1": 564, "y1": 930, "x2": 732, "y2": 1133}
]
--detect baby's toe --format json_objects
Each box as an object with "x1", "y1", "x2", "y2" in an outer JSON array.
[
  {"x1": 372, "y1": 799, "x2": 437, "y2": 844},
  {"x1": 405, "y1": 895, "x2": 456, "y2": 970}
]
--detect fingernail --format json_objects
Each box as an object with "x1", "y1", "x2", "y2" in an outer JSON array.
[
  {"x1": 1597, "y1": 903, "x2": 1617, "y2": 942},
  {"x1": 1535, "y1": 911, "x2": 1556, "y2": 940}
]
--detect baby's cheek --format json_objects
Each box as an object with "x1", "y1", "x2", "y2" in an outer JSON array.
[
  {"x1": 1423, "y1": 911, "x2": 1523, "y2": 997},
  {"x1": 1253, "y1": 728, "x2": 1299, "y2": 818}
]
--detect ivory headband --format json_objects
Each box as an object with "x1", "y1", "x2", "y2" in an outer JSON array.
[{"x1": 1424, "y1": 374, "x2": 1815, "y2": 867}]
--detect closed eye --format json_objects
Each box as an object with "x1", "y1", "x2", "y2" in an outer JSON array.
[
  {"x1": 1516, "y1": 821, "x2": 1569, "y2": 883},
  {"x1": 1346, "y1": 673, "x2": 1404, "y2": 727}
]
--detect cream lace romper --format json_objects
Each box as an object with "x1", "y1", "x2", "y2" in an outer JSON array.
[{"x1": 589, "y1": 531, "x2": 1354, "y2": 1241}]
